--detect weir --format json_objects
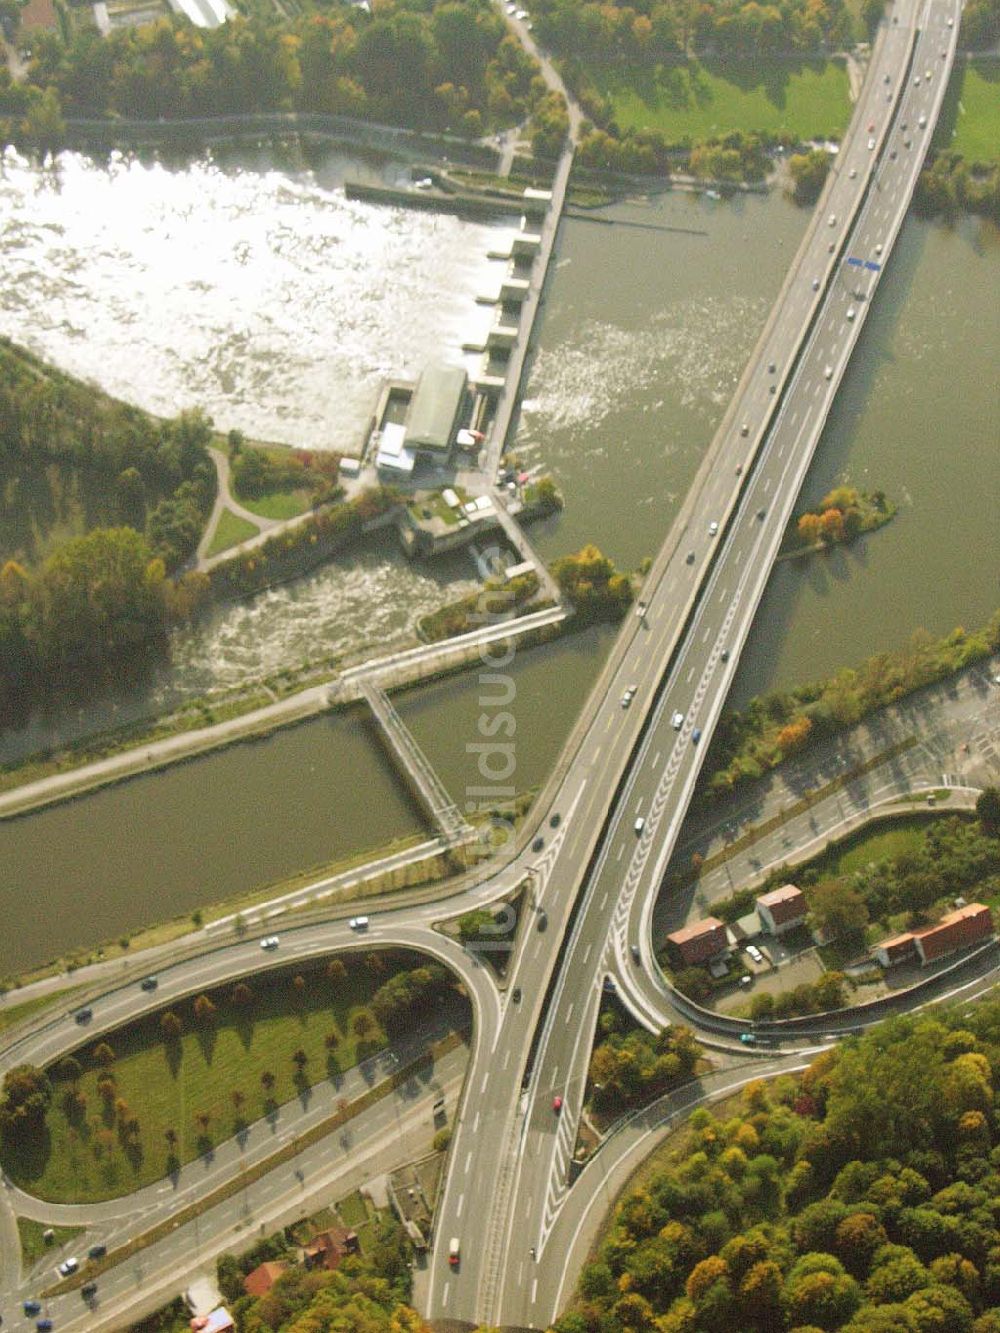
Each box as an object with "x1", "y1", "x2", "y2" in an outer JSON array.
[{"x1": 360, "y1": 679, "x2": 472, "y2": 845}]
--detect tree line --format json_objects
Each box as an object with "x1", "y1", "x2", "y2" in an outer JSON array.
[
  {"x1": 701, "y1": 608, "x2": 1000, "y2": 802},
  {"x1": 6, "y1": 0, "x2": 547, "y2": 143},
  {"x1": 562, "y1": 999, "x2": 1000, "y2": 1332}
]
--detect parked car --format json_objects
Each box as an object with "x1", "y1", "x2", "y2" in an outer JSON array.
[{"x1": 746, "y1": 943, "x2": 764, "y2": 964}]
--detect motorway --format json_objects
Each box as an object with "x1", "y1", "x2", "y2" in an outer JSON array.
[
  {"x1": 0, "y1": 1, "x2": 973, "y2": 1327},
  {"x1": 427, "y1": 0, "x2": 963, "y2": 1324}
]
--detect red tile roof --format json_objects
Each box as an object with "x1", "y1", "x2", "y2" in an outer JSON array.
[
  {"x1": 757, "y1": 884, "x2": 807, "y2": 925},
  {"x1": 667, "y1": 917, "x2": 728, "y2": 965},
  {"x1": 243, "y1": 1261, "x2": 288, "y2": 1298},
  {"x1": 914, "y1": 903, "x2": 993, "y2": 963}
]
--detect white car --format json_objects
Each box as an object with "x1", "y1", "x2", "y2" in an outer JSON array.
[
  {"x1": 875, "y1": 242, "x2": 883, "y2": 255},
  {"x1": 260, "y1": 935, "x2": 280, "y2": 950},
  {"x1": 634, "y1": 817, "x2": 645, "y2": 835},
  {"x1": 58, "y1": 1257, "x2": 79, "y2": 1276},
  {"x1": 867, "y1": 136, "x2": 876, "y2": 150},
  {"x1": 746, "y1": 944, "x2": 764, "y2": 964},
  {"x1": 708, "y1": 520, "x2": 719, "y2": 536},
  {"x1": 847, "y1": 307, "x2": 855, "y2": 321},
  {"x1": 812, "y1": 277, "x2": 820, "y2": 291},
  {"x1": 849, "y1": 167, "x2": 857, "y2": 178},
  {"x1": 824, "y1": 365, "x2": 833, "y2": 379},
  {"x1": 947, "y1": 14, "x2": 954, "y2": 24},
  {"x1": 349, "y1": 916, "x2": 370, "y2": 931},
  {"x1": 828, "y1": 214, "x2": 837, "y2": 226},
  {"x1": 918, "y1": 114, "x2": 927, "y2": 128},
  {"x1": 914, "y1": 75, "x2": 921, "y2": 85},
  {"x1": 671, "y1": 711, "x2": 684, "y2": 730}
]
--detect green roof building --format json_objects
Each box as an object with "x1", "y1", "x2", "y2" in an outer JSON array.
[{"x1": 405, "y1": 364, "x2": 468, "y2": 454}]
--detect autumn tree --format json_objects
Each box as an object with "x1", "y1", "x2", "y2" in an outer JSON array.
[{"x1": 808, "y1": 879, "x2": 869, "y2": 938}]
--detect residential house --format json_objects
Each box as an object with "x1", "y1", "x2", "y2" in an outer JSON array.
[
  {"x1": 243, "y1": 1261, "x2": 289, "y2": 1299},
  {"x1": 756, "y1": 884, "x2": 807, "y2": 936},
  {"x1": 667, "y1": 917, "x2": 729, "y2": 968}
]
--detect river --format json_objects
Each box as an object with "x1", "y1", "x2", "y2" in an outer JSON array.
[{"x1": 1, "y1": 152, "x2": 997, "y2": 974}]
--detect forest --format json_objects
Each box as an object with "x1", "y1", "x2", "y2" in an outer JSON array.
[{"x1": 563, "y1": 998, "x2": 1000, "y2": 1332}]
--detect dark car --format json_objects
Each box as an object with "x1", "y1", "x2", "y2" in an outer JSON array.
[
  {"x1": 630, "y1": 944, "x2": 641, "y2": 964},
  {"x1": 720, "y1": 649, "x2": 730, "y2": 662},
  {"x1": 81, "y1": 1283, "x2": 97, "y2": 1300},
  {"x1": 23, "y1": 1302, "x2": 41, "y2": 1317},
  {"x1": 74, "y1": 1007, "x2": 92, "y2": 1024},
  {"x1": 537, "y1": 911, "x2": 548, "y2": 932},
  {"x1": 511, "y1": 987, "x2": 522, "y2": 1003},
  {"x1": 87, "y1": 1245, "x2": 106, "y2": 1260},
  {"x1": 140, "y1": 976, "x2": 158, "y2": 991},
  {"x1": 549, "y1": 813, "x2": 561, "y2": 828},
  {"x1": 37, "y1": 1321, "x2": 53, "y2": 1332},
  {"x1": 685, "y1": 550, "x2": 695, "y2": 564},
  {"x1": 532, "y1": 837, "x2": 544, "y2": 853}
]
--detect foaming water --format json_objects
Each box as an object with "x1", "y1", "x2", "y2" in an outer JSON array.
[{"x1": 0, "y1": 145, "x2": 506, "y2": 450}]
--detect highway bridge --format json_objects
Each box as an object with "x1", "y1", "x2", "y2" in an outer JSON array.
[{"x1": 0, "y1": 1, "x2": 972, "y2": 1327}]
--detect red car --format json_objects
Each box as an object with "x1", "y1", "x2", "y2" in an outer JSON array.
[{"x1": 552, "y1": 1094, "x2": 563, "y2": 1112}]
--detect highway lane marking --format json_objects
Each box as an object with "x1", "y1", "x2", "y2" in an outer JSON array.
[
  {"x1": 686, "y1": 666, "x2": 695, "y2": 682},
  {"x1": 442, "y1": 1282, "x2": 449, "y2": 1308},
  {"x1": 481, "y1": 1074, "x2": 489, "y2": 1094},
  {"x1": 566, "y1": 1004, "x2": 574, "y2": 1024},
  {"x1": 582, "y1": 943, "x2": 592, "y2": 964},
  {"x1": 652, "y1": 751, "x2": 661, "y2": 769},
  {"x1": 592, "y1": 743, "x2": 602, "y2": 765},
  {"x1": 702, "y1": 626, "x2": 712, "y2": 643},
  {"x1": 616, "y1": 845, "x2": 624, "y2": 862},
  {"x1": 464, "y1": 1151, "x2": 472, "y2": 1173},
  {"x1": 457, "y1": 1192, "x2": 464, "y2": 1217},
  {"x1": 531, "y1": 1278, "x2": 538, "y2": 1304},
  {"x1": 503, "y1": 1049, "x2": 511, "y2": 1070},
  {"x1": 599, "y1": 893, "x2": 608, "y2": 910},
  {"x1": 473, "y1": 1112, "x2": 480, "y2": 1133}
]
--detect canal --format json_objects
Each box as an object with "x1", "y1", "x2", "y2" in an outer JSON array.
[{"x1": 0, "y1": 152, "x2": 997, "y2": 973}]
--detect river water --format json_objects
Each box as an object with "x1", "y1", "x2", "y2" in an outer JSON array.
[{"x1": 1, "y1": 150, "x2": 997, "y2": 973}]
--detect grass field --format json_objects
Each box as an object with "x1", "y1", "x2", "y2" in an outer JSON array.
[
  {"x1": 821, "y1": 817, "x2": 929, "y2": 877},
  {"x1": 239, "y1": 489, "x2": 313, "y2": 521},
  {"x1": 204, "y1": 506, "x2": 260, "y2": 557},
  {"x1": 1, "y1": 959, "x2": 404, "y2": 1203},
  {"x1": 592, "y1": 57, "x2": 851, "y2": 142},
  {"x1": 935, "y1": 58, "x2": 1000, "y2": 161},
  {"x1": 17, "y1": 1218, "x2": 84, "y2": 1268}
]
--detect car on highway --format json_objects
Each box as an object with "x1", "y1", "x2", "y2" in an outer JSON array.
[
  {"x1": 868, "y1": 121, "x2": 874, "y2": 131},
  {"x1": 709, "y1": 520, "x2": 719, "y2": 535},
  {"x1": 739, "y1": 1032, "x2": 758, "y2": 1045},
  {"x1": 58, "y1": 1257, "x2": 79, "y2": 1276},
  {"x1": 947, "y1": 14, "x2": 954, "y2": 23},
  {"x1": 914, "y1": 74, "x2": 921, "y2": 85},
  {"x1": 847, "y1": 307, "x2": 855, "y2": 321},
  {"x1": 904, "y1": 138, "x2": 912, "y2": 149},
  {"x1": 550, "y1": 812, "x2": 561, "y2": 828},
  {"x1": 890, "y1": 149, "x2": 897, "y2": 160},
  {"x1": 349, "y1": 917, "x2": 369, "y2": 931},
  {"x1": 81, "y1": 1283, "x2": 97, "y2": 1300},
  {"x1": 811, "y1": 278, "x2": 820, "y2": 290},
  {"x1": 691, "y1": 729, "x2": 702, "y2": 744},
  {"x1": 260, "y1": 935, "x2": 280, "y2": 949},
  {"x1": 767, "y1": 361, "x2": 776, "y2": 373},
  {"x1": 757, "y1": 507, "x2": 766, "y2": 520},
  {"x1": 925, "y1": 69, "x2": 931, "y2": 79},
  {"x1": 36, "y1": 1321, "x2": 52, "y2": 1332},
  {"x1": 140, "y1": 975, "x2": 158, "y2": 991},
  {"x1": 918, "y1": 114, "x2": 927, "y2": 128},
  {"x1": 448, "y1": 1238, "x2": 461, "y2": 1267},
  {"x1": 670, "y1": 711, "x2": 684, "y2": 730},
  {"x1": 828, "y1": 213, "x2": 836, "y2": 226},
  {"x1": 634, "y1": 816, "x2": 645, "y2": 835},
  {"x1": 620, "y1": 689, "x2": 633, "y2": 709},
  {"x1": 875, "y1": 243, "x2": 883, "y2": 254},
  {"x1": 512, "y1": 986, "x2": 522, "y2": 1003},
  {"x1": 635, "y1": 600, "x2": 647, "y2": 618},
  {"x1": 552, "y1": 1094, "x2": 563, "y2": 1112},
  {"x1": 825, "y1": 365, "x2": 833, "y2": 379},
  {"x1": 685, "y1": 550, "x2": 695, "y2": 563},
  {"x1": 720, "y1": 648, "x2": 730, "y2": 662},
  {"x1": 740, "y1": 422, "x2": 749, "y2": 436},
  {"x1": 532, "y1": 836, "x2": 544, "y2": 852},
  {"x1": 630, "y1": 944, "x2": 641, "y2": 963},
  {"x1": 849, "y1": 167, "x2": 856, "y2": 179},
  {"x1": 74, "y1": 1007, "x2": 92, "y2": 1024},
  {"x1": 867, "y1": 137, "x2": 876, "y2": 150},
  {"x1": 23, "y1": 1302, "x2": 41, "y2": 1317},
  {"x1": 87, "y1": 1245, "x2": 106, "y2": 1260},
  {"x1": 745, "y1": 943, "x2": 764, "y2": 963},
  {"x1": 901, "y1": 120, "x2": 907, "y2": 130},
  {"x1": 883, "y1": 72, "x2": 891, "y2": 83},
  {"x1": 537, "y1": 910, "x2": 547, "y2": 931}
]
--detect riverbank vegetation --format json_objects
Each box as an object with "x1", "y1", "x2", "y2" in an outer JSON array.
[
  {"x1": 0, "y1": 951, "x2": 460, "y2": 1202},
  {"x1": 787, "y1": 486, "x2": 896, "y2": 554},
  {"x1": 0, "y1": 338, "x2": 215, "y2": 573},
  {"x1": 6, "y1": 0, "x2": 548, "y2": 146},
  {"x1": 701, "y1": 608, "x2": 1000, "y2": 802},
  {"x1": 915, "y1": 152, "x2": 1000, "y2": 224},
  {"x1": 552, "y1": 544, "x2": 634, "y2": 621},
  {"x1": 417, "y1": 569, "x2": 541, "y2": 642},
  {"x1": 566, "y1": 999, "x2": 1000, "y2": 1333},
  {"x1": 788, "y1": 146, "x2": 832, "y2": 202}
]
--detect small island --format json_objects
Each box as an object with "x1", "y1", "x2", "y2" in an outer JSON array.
[{"x1": 785, "y1": 485, "x2": 896, "y2": 557}]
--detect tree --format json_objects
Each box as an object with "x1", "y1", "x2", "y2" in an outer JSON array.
[
  {"x1": 788, "y1": 149, "x2": 830, "y2": 204},
  {"x1": 56, "y1": 1055, "x2": 83, "y2": 1083},
  {"x1": 808, "y1": 880, "x2": 869, "y2": 939},
  {"x1": 261, "y1": 1071, "x2": 276, "y2": 1094},
  {"x1": 326, "y1": 959, "x2": 347, "y2": 983},
  {"x1": 458, "y1": 908, "x2": 494, "y2": 943},
  {"x1": 292, "y1": 1048, "x2": 309, "y2": 1071},
  {"x1": 0, "y1": 1064, "x2": 52, "y2": 1141},
  {"x1": 976, "y1": 788, "x2": 1000, "y2": 837},
  {"x1": 352, "y1": 1010, "x2": 376, "y2": 1041},
  {"x1": 193, "y1": 994, "x2": 217, "y2": 1023},
  {"x1": 324, "y1": 1030, "x2": 340, "y2": 1050},
  {"x1": 292, "y1": 974, "x2": 306, "y2": 997},
  {"x1": 160, "y1": 1011, "x2": 182, "y2": 1041},
  {"x1": 91, "y1": 1041, "x2": 115, "y2": 1068},
  {"x1": 231, "y1": 982, "x2": 253, "y2": 1007}
]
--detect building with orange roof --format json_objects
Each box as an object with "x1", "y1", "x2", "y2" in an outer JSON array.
[{"x1": 666, "y1": 917, "x2": 729, "y2": 967}]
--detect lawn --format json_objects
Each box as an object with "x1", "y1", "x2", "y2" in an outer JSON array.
[
  {"x1": 204, "y1": 506, "x2": 260, "y2": 558},
  {"x1": 1, "y1": 957, "x2": 407, "y2": 1203},
  {"x1": 821, "y1": 817, "x2": 929, "y2": 877},
  {"x1": 0, "y1": 989, "x2": 77, "y2": 1037},
  {"x1": 934, "y1": 58, "x2": 1000, "y2": 162},
  {"x1": 17, "y1": 1217, "x2": 84, "y2": 1268},
  {"x1": 592, "y1": 57, "x2": 851, "y2": 142},
  {"x1": 238, "y1": 489, "x2": 313, "y2": 521}
]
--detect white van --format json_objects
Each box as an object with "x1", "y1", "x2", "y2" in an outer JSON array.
[
  {"x1": 448, "y1": 1237, "x2": 460, "y2": 1266},
  {"x1": 349, "y1": 916, "x2": 369, "y2": 931},
  {"x1": 634, "y1": 817, "x2": 645, "y2": 835}
]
